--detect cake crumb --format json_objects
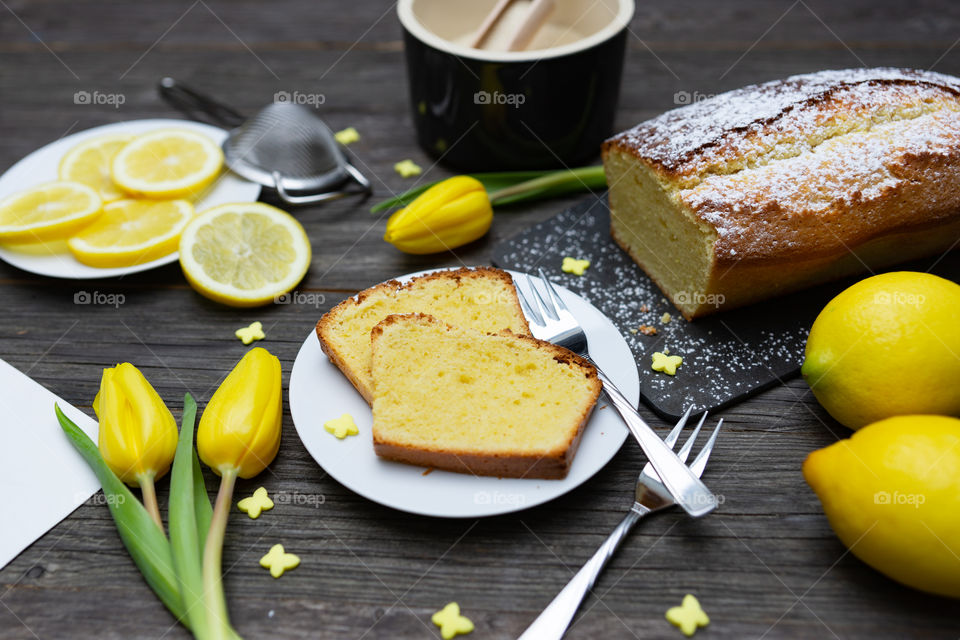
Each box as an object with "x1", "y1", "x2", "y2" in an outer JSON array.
[
  {"x1": 629, "y1": 328, "x2": 638, "y2": 334},
  {"x1": 640, "y1": 304, "x2": 650, "y2": 313},
  {"x1": 638, "y1": 324, "x2": 657, "y2": 336},
  {"x1": 422, "y1": 467, "x2": 435, "y2": 476},
  {"x1": 661, "y1": 312, "x2": 672, "y2": 324}
]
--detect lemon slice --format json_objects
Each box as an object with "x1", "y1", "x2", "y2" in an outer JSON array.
[
  {"x1": 0, "y1": 181, "x2": 102, "y2": 243},
  {"x1": 179, "y1": 202, "x2": 311, "y2": 307},
  {"x1": 67, "y1": 198, "x2": 194, "y2": 268},
  {"x1": 58, "y1": 133, "x2": 133, "y2": 202},
  {"x1": 111, "y1": 129, "x2": 223, "y2": 199}
]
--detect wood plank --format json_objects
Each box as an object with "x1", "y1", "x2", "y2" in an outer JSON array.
[{"x1": 2, "y1": 0, "x2": 959, "y2": 637}]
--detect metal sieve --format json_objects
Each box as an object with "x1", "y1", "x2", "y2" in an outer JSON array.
[{"x1": 158, "y1": 77, "x2": 370, "y2": 205}]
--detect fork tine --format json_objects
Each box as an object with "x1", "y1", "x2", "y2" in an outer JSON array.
[
  {"x1": 515, "y1": 283, "x2": 541, "y2": 325},
  {"x1": 526, "y1": 273, "x2": 559, "y2": 321},
  {"x1": 689, "y1": 419, "x2": 723, "y2": 478},
  {"x1": 663, "y1": 406, "x2": 693, "y2": 450},
  {"x1": 676, "y1": 412, "x2": 707, "y2": 463},
  {"x1": 536, "y1": 268, "x2": 570, "y2": 312}
]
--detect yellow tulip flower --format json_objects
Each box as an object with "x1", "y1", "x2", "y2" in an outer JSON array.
[
  {"x1": 94, "y1": 362, "x2": 178, "y2": 527},
  {"x1": 197, "y1": 346, "x2": 282, "y2": 478},
  {"x1": 197, "y1": 346, "x2": 283, "y2": 640},
  {"x1": 384, "y1": 176, "x2": 493, "y2": 254}
]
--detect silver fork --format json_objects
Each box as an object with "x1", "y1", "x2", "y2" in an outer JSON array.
[
  {"x1": 516, "y1": 269, "x2": 719, "y2": 517},
  {"x1": 519, "y1": 408, "x2": 723, "y2": 640}
]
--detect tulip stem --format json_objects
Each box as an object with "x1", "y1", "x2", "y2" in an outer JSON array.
[
  {"x1": 137, "y1": 473, "x2": 163, "y2": 531},
  {"x1": 487, "y1": 166, "x2": 607, "y2": 205},
  {"x1": 202, "y1": 467, "x2": 238, "y2": 640}
]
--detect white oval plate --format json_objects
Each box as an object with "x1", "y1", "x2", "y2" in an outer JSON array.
[
  {"x1": 289, "y1": 269, "x2": 638, "y2": 518},
  {"x1": 0, "y1": 119, "x2": 261, "y2": 279}
]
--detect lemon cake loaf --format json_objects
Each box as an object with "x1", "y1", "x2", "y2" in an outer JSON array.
[
  {"x1": 369, "y1": 314, "x2": 601, "y2": 479},
  {"x1": 602, "y1": 68, "x2": 960, "y2": 320},
  {"x1": 316, "y1": 267, "x2": 530, "y2": 403}
]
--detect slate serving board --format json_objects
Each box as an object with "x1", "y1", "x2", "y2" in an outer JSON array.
[{"x1": 492, "y1": 194, "x2": 960, "y2": 420}]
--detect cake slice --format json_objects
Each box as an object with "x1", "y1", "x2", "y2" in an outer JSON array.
[
  {"x1": 370, "y1": 313, "x2": 601, "y2": 480},
  {"x1": 316, "y1": 267, "x2": 530, "y2": 403}
]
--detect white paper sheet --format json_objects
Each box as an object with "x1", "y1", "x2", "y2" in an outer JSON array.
[{"x1": 0, "y1": 358, "x2": 99, "y2": 570}]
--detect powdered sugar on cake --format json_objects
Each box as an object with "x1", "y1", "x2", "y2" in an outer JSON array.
[
  {"x1": 608, "y1": 68, "x2": 960, "y2": 174},
  {"x1": 685, "y1": 108, "x2": 960, "y2": 259}
]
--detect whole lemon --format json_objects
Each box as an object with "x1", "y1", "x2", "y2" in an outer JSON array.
[
  {"x1": 803, "y1": 415, "x2": 960, "y2": 598},
  {"x1": 802, "y1": 271, "x2": 960, "y2": 429}
]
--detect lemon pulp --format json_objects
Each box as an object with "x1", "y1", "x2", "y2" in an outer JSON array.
[
  {"x1": 58, "y1": 133, "x2": 133, "y2": 202},
  {"x1": 179, "y1": 203, "x2": 310, "y2": 307},
  {"x1": 0, "y1": 181, "x2": 102, "y2": 243},
  {"x1": 68, "y1": 199, "x2": 193, "y2": 267},
  {"x1": 111, "y1": 129, "x2": 223, "y2": 199}
]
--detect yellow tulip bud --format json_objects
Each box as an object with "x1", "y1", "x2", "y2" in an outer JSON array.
[
  {"x1": 384, "y1": 176, "x2": 493, "y2": 254},
  {"x1": 94, "y1": 363, "x2": 178, "y2": 486},
  {"x1": 197, "y1": 347, "x2": 282, "y2": 478}
]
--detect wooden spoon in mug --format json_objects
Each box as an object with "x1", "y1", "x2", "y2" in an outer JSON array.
[
  {"x1": 508, "y1": 0, "x2": 555, "y2": 51},
  {"x1": 470, "y1": 0, "x2": 555, "y2": 51},
  {"x1": 470, "y1": 0, "x2": 514, "y2": 48}
]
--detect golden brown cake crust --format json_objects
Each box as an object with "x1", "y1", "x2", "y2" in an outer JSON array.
[
  {"x1": 315, "y1": 266, "x2": 530, "y2": 403},
  {"x1": 371, "y1": 442, "x2": 575, "y2": 480},
  {"x1": 370, "y1": 313, "x2": 600, "y2": 480}
]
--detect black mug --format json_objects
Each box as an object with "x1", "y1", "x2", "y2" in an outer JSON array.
[{"x1": 399, "y1": 0, "x2": 634, "y2": 171}]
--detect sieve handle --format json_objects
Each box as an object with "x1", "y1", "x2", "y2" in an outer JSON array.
[{"x1": 158, "y1": 77, "x2": 246, "y2": 128}]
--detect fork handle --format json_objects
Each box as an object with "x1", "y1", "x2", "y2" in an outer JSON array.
[
  {"x1": 591, "y1": 363, "x2": 718, "y2": 518},
  {"x1": 518, "y1": 505, "x2": 650, "y2": 640}
]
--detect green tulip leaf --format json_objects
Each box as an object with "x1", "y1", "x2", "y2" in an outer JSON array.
[
  {"x1": 56, "y1": 404, "x2": 190, "y2": 629},
  {"x1": 169, "y1": 394, "x2": 210, "y2": 637},
  {"x1": 192, "y1": 447, "x2": 212, "y2": 553}
]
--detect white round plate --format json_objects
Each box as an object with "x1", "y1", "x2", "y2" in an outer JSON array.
[
  {"x1": 0, "y1": 119, "x2": 261, "y2": 279},
  {"x1": 289, "y1": 269, "x2": 638, "y2": 518}
]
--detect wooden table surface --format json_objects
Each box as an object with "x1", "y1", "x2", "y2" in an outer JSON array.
[{"x1": 2, "y1": 1, "x2": 959, "y2": 638}]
